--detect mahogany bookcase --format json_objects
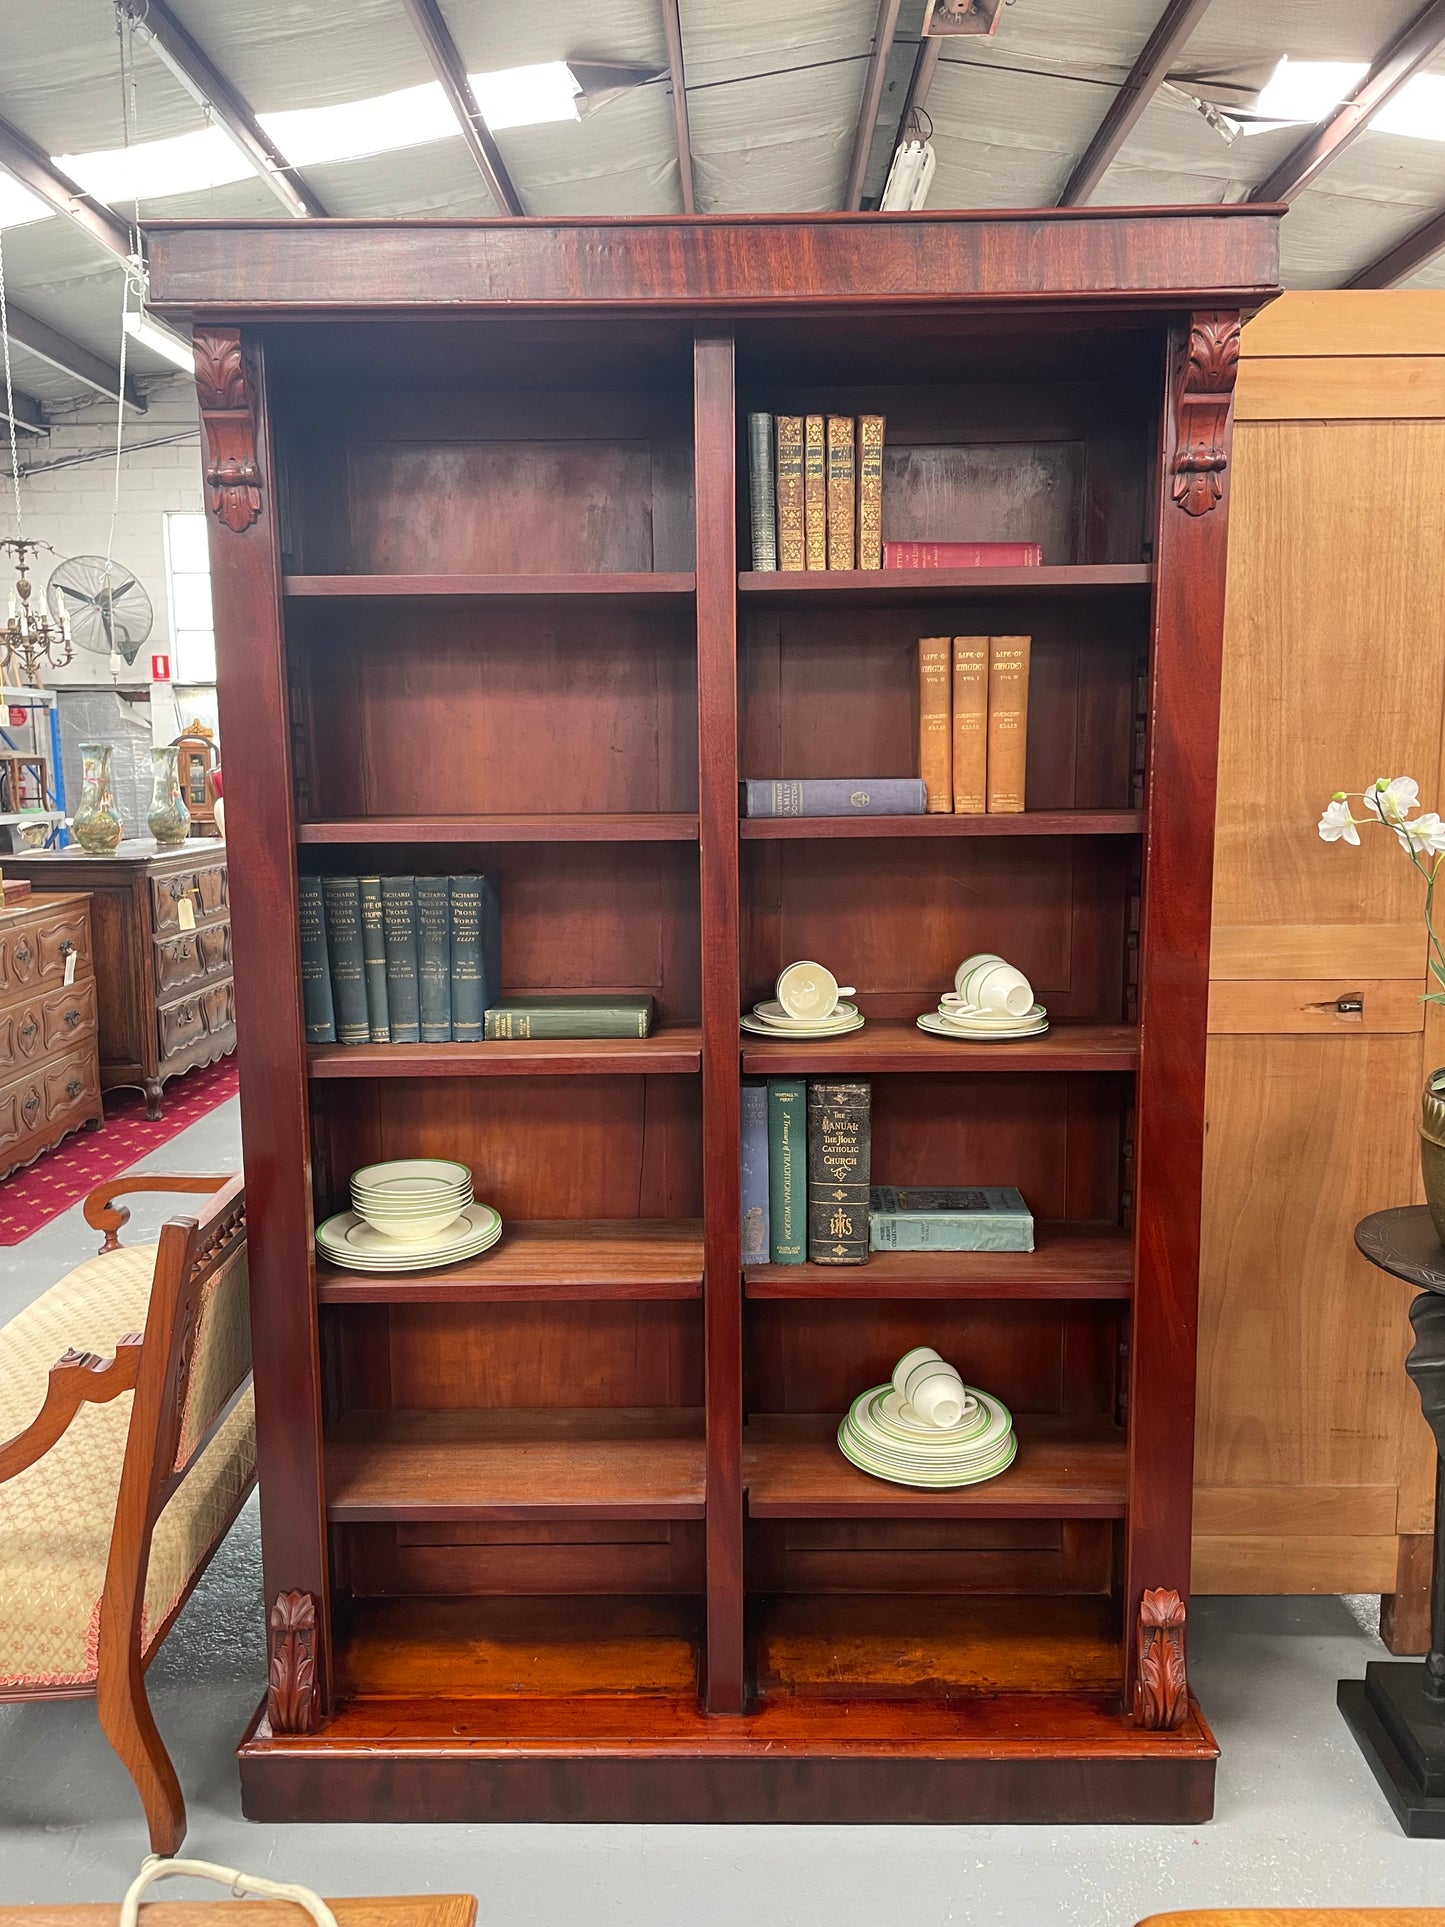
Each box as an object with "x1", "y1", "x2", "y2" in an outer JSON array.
[{"x1": 148, "y1": 208, "x2": 1280, "y2": 1826}]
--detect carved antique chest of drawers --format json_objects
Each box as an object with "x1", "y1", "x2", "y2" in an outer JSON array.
[
  {"x1": 4, "y1": 840, "x2": 235, "y2": 1118},
  {"x1": 0, "y1": 890, "x2": 102, "y2": 1178}
]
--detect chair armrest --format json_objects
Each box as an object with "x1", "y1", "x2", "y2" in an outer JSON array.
[
  {"x1": 0, "y1": 1337, "x2": 143, "y2": 1483},
  {"x1": 84, "y1": 1175, "x2": 231, "y2": 1253}
]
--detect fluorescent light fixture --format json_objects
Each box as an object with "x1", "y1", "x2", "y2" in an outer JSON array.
[
  {"x1": 1253, "y1": 56, "x2": 1366, "y2": 126},
  {"x1": 1373, "y1": 72, "x2": 1445, "y2": 141},
  {"x1": 880, "y1": 139, "x2": 937, "y2": 211},
  {"x1": 0, "y1": 176, "x2": 53, "y2": 230},
  {"x1": 124, "y1": 311, "x2": 194, "y2": 373},
  {"x1": 470, "y1": 62, "x2": 582, "y2": 132}
]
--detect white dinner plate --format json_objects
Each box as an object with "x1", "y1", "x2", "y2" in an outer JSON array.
[{"x1": 317, "y1": 1203, "x2": 502, "y2": 1271}]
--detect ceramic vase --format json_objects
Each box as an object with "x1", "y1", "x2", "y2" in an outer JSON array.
[
  {"x1": 73, "y1": 742, "x2": 123, "y2": 853},
  {"x1": 1421, "y1": 1070, "x2": 1445, "y2": 1245},
  {"x1": 146, "y1": 744, "x2": 191, "y2": 847}
]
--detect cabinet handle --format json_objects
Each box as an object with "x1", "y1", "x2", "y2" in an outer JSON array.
[
  {"x1": 19, "y1": 1015, "x2": 37, "y2": 1044},
  {"x1": 65, "y1": 1078, "x2": 82, "y2": 1099},
  {"x1": 14, "y1": 942, "x2": 31, "y2": 967},
  {"x1": 65, "y1": 1008, "x2": 81, "y2": 1028},
  {"x1": 1336, "y1": 994, "x2": 1364, "y2": 1015},
  {"x1": 22, "y1": 1091, "x2": 39, "y2": 1123},
  {"x1": 58, "y1": 939, "x2": 74, "y2": 956}
]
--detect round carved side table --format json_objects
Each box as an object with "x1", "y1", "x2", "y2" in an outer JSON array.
[{"x1": 1340, "y1": 1204, "x2": 1445, "y2": 1835}]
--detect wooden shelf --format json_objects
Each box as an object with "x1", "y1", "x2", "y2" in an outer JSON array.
[
  {"x1": 284, "y1": 572, "x2": 695, "y2": 608},
  {"x1": 738, "y1": 564, "x2": 1152, "y2": 605},
  {"x1": 740, "y1": 1017, "x2": 1137, "y2": 1075},
  {"x1": 326, "y1": 1408, "x2": 706, "y2": 1521},
  {"x1": 744, "y1": 1414, "x2": 1126, "y2": 1518},
  {"x1": 297, "y1": 814, "x2": 699, "y2": 844},
  {"x1": 745, "y1": 1222, "x2": 1131, "y2": 1298},
  {"x1": 308, "y1": 1027, "x2": 702, "y2": 1078},
  {"x1": 315, "y1": 1217, "x2": 704, "y2": 1303},
  {"x1": 740, "y1": 810, "x2": 1142, "y2": 841}
]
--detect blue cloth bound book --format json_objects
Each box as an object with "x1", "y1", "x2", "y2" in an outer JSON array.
[
  {"x1": 740, "y1": 1081, "x2": 770, "y2": 1265},
  {"x1": 869, "y1": 1185, "x2": 1034, "y2": 1252},
  {"x1": 742, "y1": 778, "x2": 928, "y2": 818}
]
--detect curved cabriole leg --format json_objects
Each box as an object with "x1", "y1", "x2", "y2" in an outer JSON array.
[{"x1": 95, "y1": 1653, "x2": 186, "y2": 1853}]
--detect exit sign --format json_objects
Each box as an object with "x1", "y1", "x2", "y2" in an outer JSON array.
[{"x1": 151, "y1": 654, "x2": 171, "y2": 682}]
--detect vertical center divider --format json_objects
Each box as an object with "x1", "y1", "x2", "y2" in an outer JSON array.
[{"x1": 694, "y1": 332, "x2": 745, "y2": 1712}]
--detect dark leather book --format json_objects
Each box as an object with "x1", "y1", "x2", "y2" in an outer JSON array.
[
  {"x1": 320, "y1": 875, "x2": 368, "y2": 1046},
  {"x1": 380, "y1": 875, "x2": 420, "y2": 1044},
  {"x1": 415, "y1": 876, "x2": 453, "y2": 1042},
  {"x1": 358, "y1": 876, "x2": 391, "y2": 1042},
  {"x1": 448, "y1": 874, "x2": 501, "y2": 1044},
  {"x1": 807, "y1": 1080, "x2": 871, "y2": 1264},
  {"x1": 297, "y1": 873, "x2": 335, "y2": 1045}
]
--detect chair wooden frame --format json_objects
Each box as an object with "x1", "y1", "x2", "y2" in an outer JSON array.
[{"x1": 0, "y1": 1173, "x2": 253, "y2": 1853}]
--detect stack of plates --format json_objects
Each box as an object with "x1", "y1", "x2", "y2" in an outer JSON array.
[
  {"x1": 740, "y1": 998, "x2": 866, "y2": 1041},
  {"x1": 838, "y1": 1382, "x2": 1018, "y2": 1487},
  {"x1": 317, "y1": 1157, "x2": 503, "y2": 1273},
  {"x1": 917, "y1": 998, "x2": 1050, "y2": 1043}
]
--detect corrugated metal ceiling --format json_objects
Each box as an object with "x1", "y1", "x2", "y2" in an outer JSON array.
[{"x1": 2, "y1": 0, "x2": 1444, "y2": 416}]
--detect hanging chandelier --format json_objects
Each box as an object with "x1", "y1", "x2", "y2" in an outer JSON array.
[{"x1": 1, "y1": 537, "x2": 72, "y2": 688}]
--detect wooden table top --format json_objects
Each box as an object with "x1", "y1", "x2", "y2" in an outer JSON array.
[{"x1": 0, "y1": 1900, "x2": 475, "y2": 1927}]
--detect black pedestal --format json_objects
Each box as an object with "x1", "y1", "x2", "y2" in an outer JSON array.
[{"x1": 1338, "y1": 1663, "x2": 1445, "y2": 1836}]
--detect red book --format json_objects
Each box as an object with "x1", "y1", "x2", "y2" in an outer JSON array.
[{"x1": 883, "y1": 541, "x2": 1042, "y2": 569}]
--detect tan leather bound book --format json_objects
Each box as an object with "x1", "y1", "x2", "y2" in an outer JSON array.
[
  {"x1": 917, "y1": 637, "x2": 953, "y2": 813},
  {"x1": 775, "y1": 416, "x2": 805, "y2": 571},
  {"x1": 804, "y1": 414, "x2": 827, "y2": 570},
  {"x1": 986, "y1": 635, "x2": 1031, "y2": 813},
  {"x1": 856, "y1": 414, "x2": 885, "y2": 569},
  {"x1": 951, "y1": 636, "x2": 989, "y2": 814},
  {"x1": 826, "y1": 416, "x2": 856, "y2": 569}
]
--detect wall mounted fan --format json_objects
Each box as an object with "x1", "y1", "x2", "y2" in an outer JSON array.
[{"x1": 46, "y1": 554, "x2": 155, "y2": 665}]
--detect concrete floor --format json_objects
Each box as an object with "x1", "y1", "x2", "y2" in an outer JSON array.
[{"x1": 3, "y1": 1097, "x2": 1445, "y2": 1921}]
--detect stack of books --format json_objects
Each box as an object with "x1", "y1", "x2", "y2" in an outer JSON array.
[
  {"x1": 918, "y1": 634, "x2": 1032, "y2": 814},
  {"x1": 300, "y1": 873, "x2": 500, "y2": 1047},
  {"x1": 741, "y1": 1079, "x2": 871, "y2": 1265},
  {"x1": 748, "y1": 413, "x2": 885, "y2": 571}
]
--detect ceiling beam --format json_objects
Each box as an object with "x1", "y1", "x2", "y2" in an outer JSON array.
[
  {"x1": 845, "y1": 0, "x2": 906, "y2": 211},
  {"x1": 0, "y1": 390, "x2": 46, "y2": 434},
  {"x1": 119, "y1": 0, "x2": 325, "y2": 219},
  {"x1": 7, "y1": 304, "x2": 146, "y2": 413},
  {"x1": 1250, "y1": 0, "x2": 1445, "y2": 206},
  {"x1": 660, "y1": 0, "x2": 696, "y2": 215},
  {"x1": 397, "y1": 0, "x2": 523, "y2": 216},
  {"x1": 1347, "y1": 204, "x2": 1445, "y2": 288},
  {"x1": 1058, "y1": 0, "x2": 1216, "y2": 206},
  {"x1": 0, "y1": 115, "x2": 133, "y2": 262},
  {"x1": 899, "y1": 35, "x2": 943, "y2": 134}
]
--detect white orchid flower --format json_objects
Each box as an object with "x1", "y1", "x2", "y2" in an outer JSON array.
[
  {"x1": 1394, "y1": 811, "x2": 1445, "y2": 855},
  {"x1": 1318, "y1": 797, "x2": 1360, "y2": 845},
  {"x1": 1363, "y1": 776, "x2": 1420, "y2": 823}
]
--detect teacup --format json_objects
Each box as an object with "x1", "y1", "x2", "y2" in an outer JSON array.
[
  {"x1": 902, "y1": 1360, "x2": 967, "y2": 1429},
  {"x1": 776, "y1": 960, "x2": 855, "y2": 1021},
  {"x1": 955, "y1": 955, "x2": 1034, "y2": 1019},
  {"x1": 893, "y1": 1346, "x2": 944, "y2": 1398}
]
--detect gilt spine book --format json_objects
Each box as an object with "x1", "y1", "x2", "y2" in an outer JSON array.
[
  {"x1": 320, "y1": 875, "x2": 368, "y2": 1046},
  {"x1": 951, "y1": 637, "x2": 990, "y2": 816},
  {"x1": 767, "y1": 1079, "x2": 806, "y2": 1264},
  {"x1": 826, "y1": 415, "x2": 855, "y2": 569},
  {"x1": 987, "y1": 635, "x2": 1032, "y2": 814},
  {"x1": 380, "y1": 875, "x2": 421, "y2": 1044},
  {"x1": 804, "y1": 414, "x2": 827, "y2": 571},
  {"x1": 415, "y1": 876, "x2": 453, "y2": 1043},
  {"x1": 358, "y1": 875, "x2": 391, "y2": 1043},
  {"x1": 775, "y1": 416, "x2": 805, "y2": 571},
  {"x1": 297, "y1": 873, "x2": 335, "y2": 1045},
  {"x1": 747, "y1": 413, "x2": 777, "y2": 571},
  {"x1": 807, "y1": 1081, "x2": 871, "y2": 1265},
  {"x1": 917, "y1": 637, "x2": 953, "y2": 813},
  {"x1": 740, "y1": 1080, "x2": 771, "y2": 1266},
  {"x1": 856, "y1": 414, "x2": 884, "y2": 569}
]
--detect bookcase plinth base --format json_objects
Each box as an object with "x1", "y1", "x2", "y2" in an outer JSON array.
[{"x1": 237, "y1": 1697, "x2": 1218, "y2": 1825}]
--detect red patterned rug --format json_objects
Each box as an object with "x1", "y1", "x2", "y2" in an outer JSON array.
[{"x1": 0, "y1": 1055, "x2": 240, "y2": 1245}]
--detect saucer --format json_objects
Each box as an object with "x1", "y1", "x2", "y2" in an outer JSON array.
[
  {"x1": 754, "y1": 999, "x2": 859, "y2": 1025},
  {"x1": 317, "y1": 1202, "x2": 502, "y2": 1272},
  {"x1": 917, "y1": 1012, "x2": 1049, "y2": 1041},
  {"x1": 741, "y1": 1013, "x2": 865, "y2": 1039}
]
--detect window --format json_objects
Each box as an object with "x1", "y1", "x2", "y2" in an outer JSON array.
[{"x1": 164, "y1": 511, "x2": 217, "y2": 684}]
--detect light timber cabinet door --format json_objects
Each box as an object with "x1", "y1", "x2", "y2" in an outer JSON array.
[{"x1": 1196, "y1": 293, "x2": 1445, "y2": 1637}]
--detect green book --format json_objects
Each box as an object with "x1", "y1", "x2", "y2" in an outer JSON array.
[
  {"x1": 358, "y1": 876, "x2": 390, "y2": 1043},
  {"x1": 416, "y1": 877, "x2": 453, "y2": 1042},
  {"x1": 449, "y1": 874, "x2": 501, "y2": 1044},
  {"x1": 767, "y1": 1078, "x2": 806, "y2": 1264},
  {"x1": 296, "y1": 874, "x2": 335, "y2": 1045},
  {"x1": 380, "y1": 875, "x2": 420, "y2": 1044},
  {"x1": 868, "y1": 1185, "x2": 1035, "y2": 1252},
  {"x1": 320, "y1": 875, "x2": 368, "y2": 1046},
  {"x1": 807, "y1": 1081, "x2": 870, "y2": 1265},
  {"x1": 484, "y1": 994, "x2": 653, "y2": 1041}
]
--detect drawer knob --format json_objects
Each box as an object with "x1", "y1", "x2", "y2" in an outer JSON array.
[
  {"x1": 14, "y1": 942, "x2": 31, "y2": 968},
  {"x1": 65, "y1": 1009, "x2": 80, "y2": 1028},
  {"x1": 22, "y1": 1090, "x2": 39, "y2": 1124},
  {"x1": 65, "y1": 1077, "x2": 82, "y2": 1099},
  {"x1": 59, "y1": 939, "x2": 74, "y2": 955},
  {"x1": 19, "y1": 1015, "x2": 37, "y2": 1044}
]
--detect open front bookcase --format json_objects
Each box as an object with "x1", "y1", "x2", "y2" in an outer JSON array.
[{"x1": 150, "y1": 208, "x2": 1280, "y2": 1825}]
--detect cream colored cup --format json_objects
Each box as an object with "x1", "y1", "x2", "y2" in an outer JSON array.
[
  {"x1": 957, "y1": 957, "x2": 1034, "y2": 1018},
  {"x1": 776, "y1": 960, "x2": 854, "y2": 1020},
  {"x1": 954, "y1": 952, "x2": 1004, "y2": 994},
  {"x1": 893, "y1": 1346, "x2": 943, "y2": 1400},
  {"x1": 903, "y1": 1361, "x2": 967, "y2": 1429}
]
